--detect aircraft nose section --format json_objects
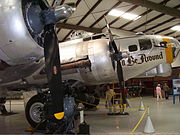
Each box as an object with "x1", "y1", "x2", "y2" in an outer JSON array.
[
  {"x1": 172, "y1": 39, "x2": 180, "y2": 61},
  {"x1": 163, "y1": 38, "x2": 174, "y2": 63},
  {"x1": 162, "y1": 36, "x2": 180, "y2": 63}
]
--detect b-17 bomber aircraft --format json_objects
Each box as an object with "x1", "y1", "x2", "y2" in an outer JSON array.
[
  {"x1": 59, "y1": 33, "x2": 180, "y2": 84},
  {"x1": 0, "y1": 0, "x2": 179, "y2": 133}
]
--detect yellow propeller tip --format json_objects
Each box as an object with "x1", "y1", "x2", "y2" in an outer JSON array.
[{"x1": 54, "y1": 112, "x2": 64, "y2": 120}]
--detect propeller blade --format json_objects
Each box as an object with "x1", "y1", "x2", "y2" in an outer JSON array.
[
  {"x1": 111, "y1": 57, "x2": 115, "y2": 70},
  {"x1": 117, "y1": 60, "x2": 123, "y2": 82},
  {"x1": 104, "y1": 16, "x2": 119, "y2": 54},
  {"x1": 111, "y1": 40, "x2": 119, "y2": 54},
  {"x1": 44, "y1": 24, "x2": 64, "y2": 120},
  {"x1": 40, "y1": 2, "x2": 75, "y2": 121},
  {"x1": 104, "y1": 16, "x2": 118, "y2": 69},
  {"x1": 104, "y1": 16, "x2": 113, "y2": 40},
  {"x1": 117, "y1": 60, "x2": 127, "y2": 104},
  {"x1": 104, "y1": 16, "x2": 127, "y2": 104}
]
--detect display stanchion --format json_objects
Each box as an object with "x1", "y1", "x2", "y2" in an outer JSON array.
[
  {"x1": 144, "y1": 107, "x2": 155, "y2": 134},
  {"x1": 139, "y1": 97, "x2": 145, "y2": 111}
]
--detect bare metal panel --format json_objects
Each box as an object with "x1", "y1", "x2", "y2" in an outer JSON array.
[{"x1": 0, "y1": 0, "x2": 44, "y2": 65}]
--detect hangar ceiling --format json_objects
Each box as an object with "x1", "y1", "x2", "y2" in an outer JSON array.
[{"x1": 47, "y1": 0, "x2": 180, "y2": 41}]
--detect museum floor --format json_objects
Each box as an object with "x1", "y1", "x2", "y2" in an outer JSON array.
[{"x1": 0, "y1": 96, "x2": 180, "y2": 134}]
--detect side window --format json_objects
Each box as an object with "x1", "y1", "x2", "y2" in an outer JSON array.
[
  {"x1": 128, "y1": 45, "x2": 138, "y2": 52},
  {"x1": 139, "y1": 38, "x2": 152, "y2": 50}
]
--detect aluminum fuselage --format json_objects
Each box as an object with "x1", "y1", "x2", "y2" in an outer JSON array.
[{"x1": 59, "y1": 35, "x2": 180, "y2": 85}]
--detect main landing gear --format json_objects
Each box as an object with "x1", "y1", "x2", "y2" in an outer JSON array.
[{"x1": 25, "y1": 92, "x2": 77, "y2": 134}]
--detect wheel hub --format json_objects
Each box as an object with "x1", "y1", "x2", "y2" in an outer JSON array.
[{"x1": 29, "y1": 102, "x2": 44, "y2": 123}]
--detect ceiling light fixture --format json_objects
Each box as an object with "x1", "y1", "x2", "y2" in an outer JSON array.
[
  {"x1": 171, "y1": 25, "x2": 180, "y2": 31},
  {"x1": 108, "y1": 9, "x2": 141, "y2": 20}
]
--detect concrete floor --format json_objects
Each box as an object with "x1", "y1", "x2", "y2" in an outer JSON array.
[{"x1": 0, "y1": 96, "x2": 180, "y2": 134}]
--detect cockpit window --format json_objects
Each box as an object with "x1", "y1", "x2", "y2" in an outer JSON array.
[
  {"x1": 128, "y1": 45, "x2": 138, "y2": 52},
  {"x1": 139, "y1": 38, "x2": 152, "y2": 50}
]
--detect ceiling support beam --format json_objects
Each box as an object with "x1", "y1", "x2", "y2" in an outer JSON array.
[
  {"x1": 51, "y1": 0, "x2": 55, "y2": 6},
  {"x1": 109, "y1": 5, "x2": 138, "y2": 25},
  {"x1": 52, "y1": 0, "x2": 65, "y2": 6},
  {"x1": 60, "y1": 0, "x2": 65, "y2": 5},
  {"x1": 155, "y1": 23, "x2": 179, "y2": 34},
  {"x1": 118, "y1": 0, "x2": 170, "y2": 29},
  {"x1": 90, "y1": 1, "x2": 122, "y2": 28},
  {"x1": 118, "y1": 9, "x2": 152, "y2": 29},
  {"x1": 143, "y1": 17, "x2": 176, "y2": 33},
  {"x1": 77, "y1": 0, "x2": 103, "y2": 25},
  {"x1": 131, "y1": 4, "x2": 180, "y2": 31},
  {"x1": 174, "y1": 35, "x2": 180, "y2": 41},
  {"x1": 130, "y1": 13, "x2": 165, "y2": 31},
  {"x1": 56, "y1": 23, "x2": 102, "y2": 33},
  {"x1": 118, "y1": 0, "x2": 180, "y2": 18},
  {"x1": 176, "y1": 35, "x2": 180, "y2": 38},
  {"x1": 165, "y1": 31, "x2": 177, "y2": 36},
  {"x1": 62, "y1": 0, "x2": 103, "y2": 41},
  {"x1": 57, "y1": 0, "x2": 82, "y2": 34},
  {"x1": 101, "y1": 5, "x2": 138, "y2": 30}
]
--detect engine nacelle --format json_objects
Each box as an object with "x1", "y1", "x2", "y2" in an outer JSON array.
[
  {"x1": 60, "y1": 38, "x2": 117, "y2": 85},
  {"x1": 0, "y1": 0, "x2": 74, "y2": 66},
  {"x1": 0, "y1": 0, "x2": 45, "y2": 65}
]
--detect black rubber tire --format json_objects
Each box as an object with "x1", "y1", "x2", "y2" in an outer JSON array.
[{"x1": 25, "y1": 94, "x2": 46, "y2": 130}]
